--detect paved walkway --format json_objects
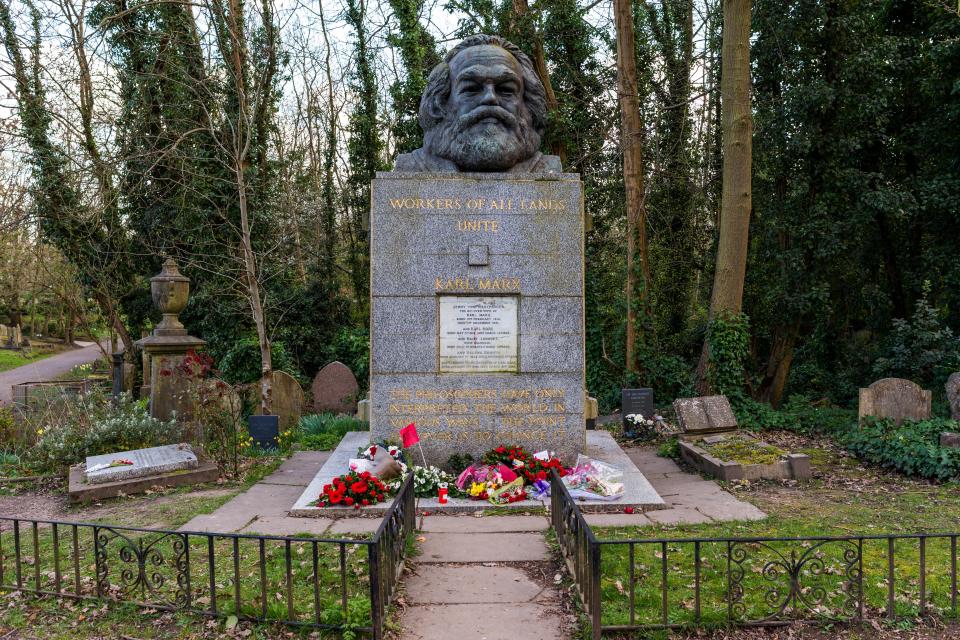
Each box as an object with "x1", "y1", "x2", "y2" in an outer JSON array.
[
  {"x1": 400, "y1": 514, "x2": 570, "y2": 639},
  {"x1": 0, "y1": 340, "x2": 108, "y2": 404}
]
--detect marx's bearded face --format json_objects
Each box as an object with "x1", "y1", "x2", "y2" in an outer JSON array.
[{"x1": 426, "y1": 45, "x2": 541, "y2": 172}]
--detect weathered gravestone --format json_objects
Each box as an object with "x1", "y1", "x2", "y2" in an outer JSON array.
[
  {"x1": 940, "y1": 432, "x2": 960, "y2": 449},
  {"x1": 368, "y1": 35, "x2": 585, "y2": 464},
  {"x1": 673, "y1": 395, "x2": 739, "y2": 435},
  {"x1": 946, "y1": 372, "x2": 960, "y2": 421},
  {"x1": 258, "y1": 370, "x2": 305, "y2": 429},
  {"x1": 312, "y1": 361, "x2": 360, "y2": 415},
  {"x1": 858, "y1": 378, "x2": 932, "y2": 425},
  {"x1": 0, "y1": 325, "x2": 7, "y2": 341}
]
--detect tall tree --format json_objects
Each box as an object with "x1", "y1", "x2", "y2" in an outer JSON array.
[
  {"x1": 614, "y1": 0, "x2": 651, "y2": 373},
  {"x1": 387, "y1": 0, "x2": 441, "y2": 153},
  {"x1": 343, "y1": 0, "x2": 382, "y2": 319},
  {"x1": 697, "y1": 0, "x2": 752, "y2": 391}
]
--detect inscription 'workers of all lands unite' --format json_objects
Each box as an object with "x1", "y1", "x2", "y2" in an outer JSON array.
[{"x1": 389, "y1": 197, "x2": 566, "y2": 211}]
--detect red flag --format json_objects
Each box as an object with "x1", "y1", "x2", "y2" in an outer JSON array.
[{"x1": 400, "y1": 423, "x2": 419, "y2": 448}]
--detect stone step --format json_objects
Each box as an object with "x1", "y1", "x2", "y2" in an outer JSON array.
[
  {"x1": 400, "y1": 603, "x2": 566, "y2": 640},
  {"x1": 405, "y1": 565, "x2": 545, "y2": 604},
  {"x1": 417, "y1": 532, "x2": 550, "y2": 563}
]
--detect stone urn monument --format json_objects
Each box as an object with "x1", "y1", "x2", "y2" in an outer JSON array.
[{"x1": 136, "y1": 258, "x2": 206, "y2": 421}]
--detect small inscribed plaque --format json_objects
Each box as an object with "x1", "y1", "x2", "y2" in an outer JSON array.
[{"x1": 439, "y1": 296, "x2": 519, "y2": 373}]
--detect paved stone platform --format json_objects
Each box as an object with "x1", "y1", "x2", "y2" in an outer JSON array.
[
  {"x1": 290, "y1": 430, "x2": 666, "y2": 517},
  {"x1": 180, "y1": 441, "x2": 764, "y2": 537}
]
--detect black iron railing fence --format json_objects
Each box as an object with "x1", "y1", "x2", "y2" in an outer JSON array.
[
  {"x1": 0, "y1": 473, "x2": 415, "y2": 639},
  {"x1": 549, "y1": 469, "x2": 960, "y2": 639}
]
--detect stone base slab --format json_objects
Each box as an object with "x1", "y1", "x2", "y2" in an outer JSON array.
[
  {"x1": 290, "y1": 430, "x2": 665, "y2": 517},
  {"x1": 679, "y1": 433, "x2": 811, "y2": 482},
  {"x1": 69, "y1": 461, "x2": 219, "y2": 503}
]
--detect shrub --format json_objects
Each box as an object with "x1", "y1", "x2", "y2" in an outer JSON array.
[
  {"x1": 843, "y1": 417, "x2": 960, "y2": 482},
  {"x1": 217, "y1": 336, "x2": 298, "y2": 384},
  {"x1": 734, "y1": 395, "x2": 856, "y2": 436},
  {"x1": 27, "y1": 390, "x2": 181, "y2": 474},
  {"x1": 872, "y1": 284, "x2": 960, "y2": 395},
  {"x1": 296, "y1": 413, "x2": 367, "y2": 451}
]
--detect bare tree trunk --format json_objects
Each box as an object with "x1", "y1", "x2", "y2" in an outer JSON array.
[
  {"x1": 511, "y1": 0, "x2": 567, "y2": 165},
  {"x1": 697, "y1": 0, "x2": 752, "y2": 391},
  {"x1": 237, "y1": 167, "x2": 273, "y2": 414},
  {"x1": 757, "y1": 323, "x2": 798, "y2": 407},
  {"x1": 614, "y1": 0, "x2": 651, "y2": 374}
]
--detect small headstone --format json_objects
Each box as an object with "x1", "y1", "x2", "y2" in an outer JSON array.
[
  {"x1": 11, "y1": 325, "x2": 21, "y2": 346},
  {"x1": 585, "y1": 395, "x2": 598, "y2": 430},
  {"x1": 259, "y1": 370, "x2": 305, "y2": 429},
  {"x1": 357, "y1": 398, "x2": 371, "y2": 421},
  {"x1": 940, "y1": 432, "x2": 960, "y2": 449},
  {"x1": 0, "y1": 324, "x2": 7, "y2": 340},
  {"x1": 946, "y1": 373, "x2": 960, "y2": 421},
  {"x1": 312, "y1": 361, "x2": 360, "y2": 414},
  {"x1": 858, "y1": 378, "x2": 932, "y2": 426},
  {"x1": 622, "y1": 388, "x2": 654, "y2": 420},
  {"x1": 84, "y1": 443, "x2": 198, "y2": 485},
  {"x1": 673, "y1": 395, "x2": 739, "y2": 434}
]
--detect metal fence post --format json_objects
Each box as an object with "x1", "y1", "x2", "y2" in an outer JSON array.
[
  {"x1": 590, "y1": 540, "x2": 601, "y2": 640},
  {"x1": 369, "y1": 532, "x2": 383, "y2": 639}
]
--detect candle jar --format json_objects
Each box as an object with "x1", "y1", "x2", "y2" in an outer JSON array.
[{"x1": 438, "y1": 483, "x2": 449, "y2": 504}]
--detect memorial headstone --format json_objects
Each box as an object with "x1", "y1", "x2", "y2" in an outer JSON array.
[
  {"x1": 622, "y1": 388, "x2": 654, "y2": 424},
  {"x1": 673, "y1": 395, "x2": 739, "y2": 435},
  {"x1": 312, "y1": 361, "x2": 360, "y2": 414},
  {"x1": 946, "y1": 372, "x2": 960, "y2": 421},
  {"x1": 259, "y1": 370, "x2": 305, "y2": 429},
  {"x1": 858, "y1": 378, "x2": 932, "y2": 425},
  {"x1": 369, "y1": 35, "x2": 585, "y2": 464}
]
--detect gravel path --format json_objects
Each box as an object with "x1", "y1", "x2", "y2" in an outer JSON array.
[{"x1": 0, "y1": 340, "x2": 110, "y2": 404}]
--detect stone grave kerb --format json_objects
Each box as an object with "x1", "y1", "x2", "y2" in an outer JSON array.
[{"x1": 135, "y1": 258, "x2": 206, "y2": 421}]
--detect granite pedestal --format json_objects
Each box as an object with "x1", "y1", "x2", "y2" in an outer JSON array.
[{"x1": 369, "y1": 172, "x2": 586, "y2": 465}]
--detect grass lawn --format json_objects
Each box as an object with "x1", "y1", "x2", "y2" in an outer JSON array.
[
  {"x1": 592, "y1": 430, "x2": 960, "y2": 634},
  {"x1": 0, "y1": 343, "x2": 67, "y2": 373}
]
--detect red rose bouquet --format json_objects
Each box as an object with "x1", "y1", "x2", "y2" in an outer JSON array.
[
  {"x1": 315, "y1": 471, "x2": 389, "y2": 509},
  {"x1": 482, "y1": 445, "x2": 567, "y2": 485}
]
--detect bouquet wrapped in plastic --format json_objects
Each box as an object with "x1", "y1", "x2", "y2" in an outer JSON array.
[{"x1": 561, "y1": 455, "x2": 624, "y2": 501}]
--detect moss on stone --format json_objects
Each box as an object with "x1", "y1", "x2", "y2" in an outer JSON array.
[{"x1": 701, "y1": 434, "x2": 786, "y2": 466}]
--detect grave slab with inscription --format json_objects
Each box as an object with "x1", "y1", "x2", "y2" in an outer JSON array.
[{"x1": 369, "y1": 172, "x2": 585, "y2": 464}]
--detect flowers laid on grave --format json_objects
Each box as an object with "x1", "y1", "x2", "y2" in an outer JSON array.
[
  {"x1": 455, "y1": 461, "x2": 535, "y2": 504},
  {"x1": 561, "y1": 455, "x2": 624, "y2": 500},
  {"x1": 623, "y1": 413, "x2": 662, "y2": 440},
  {"x1": 315, "y1": 471, "x2": 389, "y2": 509},
  {"x1": 386, "y1": 464, "x2": 454, "y2": 498},
  {"x1": 481, "y1": 445, "x2": 567, "y2": 485},
  {"x1": 357, "y1": 443, "x2": 403, "y2": 462}
]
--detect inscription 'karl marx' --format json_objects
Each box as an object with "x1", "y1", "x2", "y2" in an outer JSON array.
[{"x1": 436, "y1": 276, "x2": 521, "y2": 291}]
